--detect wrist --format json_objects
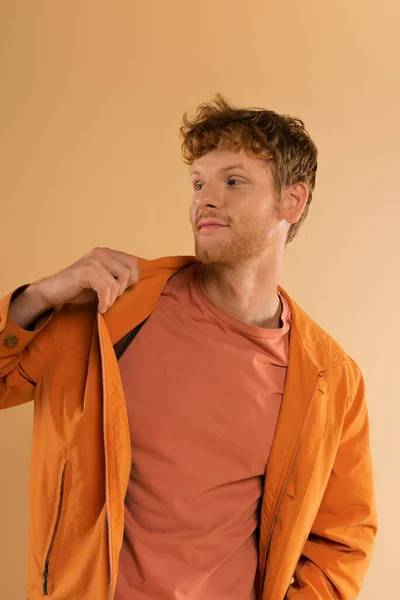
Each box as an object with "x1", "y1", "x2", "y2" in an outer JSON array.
[
  {"x1": 25, "y1": 281, "x2": 52, "y2": 313},
  {"x1": 9, "y1": 282, "x2": 52, "y2": 330}
]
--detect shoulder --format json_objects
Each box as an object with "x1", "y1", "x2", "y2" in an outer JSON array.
[{"x1": 283, "y1": 288, "x2": 362, "y2": 388}]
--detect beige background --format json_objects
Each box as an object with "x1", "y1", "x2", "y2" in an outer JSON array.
[{"x1": 0, "y1": 1, "x2": 398, "y2": 598}]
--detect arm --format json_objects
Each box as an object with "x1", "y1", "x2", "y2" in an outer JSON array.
[
  {"x1": 0, "y1": 247, "x2": 141, "y2": 410},
  {"x1": 0, "y1": 286, "x2": 54, "y2": 409},
  {"x1": 286, "y1": 367, "x2": 377, "y2": 600}
]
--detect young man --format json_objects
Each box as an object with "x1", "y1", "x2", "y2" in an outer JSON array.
[{"x1": 0, "y1": 95, "x2": 377, "y2": 600}]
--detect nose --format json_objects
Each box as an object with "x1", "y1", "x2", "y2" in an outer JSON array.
[{"x1": 194, "y1": 184, "x2": 222, "y2": 210}]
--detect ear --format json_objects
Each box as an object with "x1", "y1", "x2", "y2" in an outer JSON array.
[{"x1": 281, "y1": 182, "x2": 309, "y2": 224}]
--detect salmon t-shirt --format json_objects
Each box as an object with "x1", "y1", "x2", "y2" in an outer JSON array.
[{"x1": 115, "y1": 263, "x2": 291, "y2": 599}]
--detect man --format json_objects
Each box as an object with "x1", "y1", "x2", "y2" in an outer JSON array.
[{"x1": 0, "y1": 95, "x2": 377, "y2": 600}]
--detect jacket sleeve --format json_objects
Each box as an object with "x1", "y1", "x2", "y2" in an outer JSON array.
[
  {"x1": 0, "y1": 287, "x2": 55, "y2": 410},
  {"x1": 286, "y1": 366, "x2": 378, "y2": 600}
]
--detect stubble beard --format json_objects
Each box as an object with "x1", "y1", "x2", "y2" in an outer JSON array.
[{"x1": 194, "y1": 211, "x2": 278, "y2": 266}]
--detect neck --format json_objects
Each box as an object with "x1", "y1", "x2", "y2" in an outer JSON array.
[{"x1": 200, "y1": 253, "x2": 283, "y2": 329}]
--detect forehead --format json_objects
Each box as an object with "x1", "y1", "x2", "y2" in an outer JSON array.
[{"x1": 190, "y1": 148, "x2": 268, "y2": 175}]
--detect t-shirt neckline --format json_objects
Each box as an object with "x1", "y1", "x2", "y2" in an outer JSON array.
[{"x1": 190, "y1": 263, "x2": 291, "y2": 340}]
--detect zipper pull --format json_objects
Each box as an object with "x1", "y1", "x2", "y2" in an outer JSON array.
[{"x1": 42, "y1": 566, "x2": 49, "y2": 595}]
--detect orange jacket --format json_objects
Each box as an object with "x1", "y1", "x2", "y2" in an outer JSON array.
[{"x1": 0, "y1": 256, "x2": 377, "y2": 600}]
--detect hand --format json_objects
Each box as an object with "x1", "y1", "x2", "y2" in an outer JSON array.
[
  {"x1": 35, "y1": 247, "x2": 140, "y2": 313},
  {"x1": 9, "y1": 248, "x2": 140, "y2": 329}
]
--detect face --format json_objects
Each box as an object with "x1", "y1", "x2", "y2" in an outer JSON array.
[{"x1": 189, "y1": 148, "x2": 287, "y2": 265}]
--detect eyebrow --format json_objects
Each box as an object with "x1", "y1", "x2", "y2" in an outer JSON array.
[{"x1": 189, "y1": 163, "x2": 248, "y2": 176}]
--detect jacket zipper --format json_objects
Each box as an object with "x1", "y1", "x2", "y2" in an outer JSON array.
[
  {"x1": 104, "y1": 418, "x2": 113, "y2": 600},
  {"x1": 259, "y1": 374, "x2": 321, "y2": 596},
  {"x1": 98, "y1": 316, "x2": 114, "y2": 600},
  {"x1": 42, "y1": 461, "x2": 68, "y2": 595}
]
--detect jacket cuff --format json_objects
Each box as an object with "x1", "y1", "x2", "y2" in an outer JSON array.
[{"x1": 0, "y1": 286, "x2": 54, "y2": 355}]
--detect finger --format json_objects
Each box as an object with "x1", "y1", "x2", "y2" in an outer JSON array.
[
  {"x1": 84, "y1": 269, "x2": 110, "y2": 313},
  {"x1": 100, "y1": 248, "x2": 140, "y2": 287},
  {"x1": 92, "y1": 263, "x2": 121, "y2": 310},
  {"x1": 90, "y1": 248, "x2": 138, "y2": 294},
  {"x1": 85, "y1": 264, "x2": 118, "y2": 313}
]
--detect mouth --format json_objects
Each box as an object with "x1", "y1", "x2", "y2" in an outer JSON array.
[
  {"x1": 199, "y1": 224, "x2": 227, "y2": 231},
  {"x1": 197, "y1": 219, "x2": 229, "y2": 231}
]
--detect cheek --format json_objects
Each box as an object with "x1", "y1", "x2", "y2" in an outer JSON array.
[
  {"x1": 189, "y1": 202, "x2": 196, "y2": 224},
  {"x1": 253, "y1": 195, "x2": 278, "y2": 218}
]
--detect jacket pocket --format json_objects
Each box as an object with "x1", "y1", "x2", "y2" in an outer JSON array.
[{"x1": 42, "y1": 459, "x2": 70, "y2": 596}]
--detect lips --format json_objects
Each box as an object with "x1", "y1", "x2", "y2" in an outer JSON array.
[
  {"x1": 198, "y1": 219, "x2": 228, "y2": 230},
  {"x1": 200, "y1": 224, "x2": 226, "y2": 230}
]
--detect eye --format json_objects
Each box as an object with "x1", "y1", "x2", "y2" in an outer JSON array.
[
  {"x1": 194, "y1": 182, "x2": 204, "y2": 191},
  {"x1": 227, "y1": 178, "x2": 241, "y2": 186}
]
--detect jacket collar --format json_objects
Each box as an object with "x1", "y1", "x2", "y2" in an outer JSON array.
[{"x1": 103, "y1": 255, "x2": 346, "y2": 372}]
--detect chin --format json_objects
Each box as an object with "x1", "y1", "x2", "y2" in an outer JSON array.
[{"x1": 194, "y1": 242, "x2": 242, "y2": 265}]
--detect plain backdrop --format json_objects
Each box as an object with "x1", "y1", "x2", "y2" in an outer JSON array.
[{"x1": 0, "y1": 1, "x2": 399, "y2": 598}]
